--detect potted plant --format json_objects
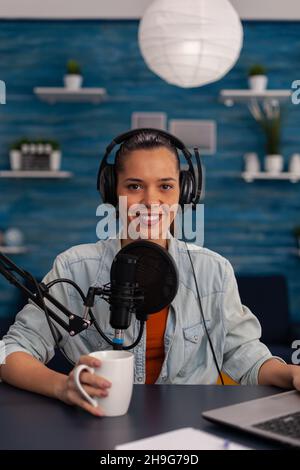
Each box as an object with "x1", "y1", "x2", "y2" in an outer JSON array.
[
  {"x1": 48, "y1": 140, "x2": 61, "y2": 171},
  {"x1": 64, "y1": 59, "x2": 83, "y2": 90},
  {"x1": 9, "y1": 138, "x2": 30, "y2": 170},
  {"x1": 248, "y1": 64, "x2": 268, "y2": 92},
  {"x1": 293, "y1": 226, "x2": 300, "y2": 255},
  {"x1": 249, "y1": 98, "x2": 285, "y2": 174},
  {"x1": 262, "y1": 115, "x2": 284, "y2": 174}
]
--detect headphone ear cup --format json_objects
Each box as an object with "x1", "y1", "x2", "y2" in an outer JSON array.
[
  {"x1": 99, "y1": 165, "x2": 117, "y2": 206},
  {"x1": 179, "y1": 171, "x2": 195, "y2": 207}
]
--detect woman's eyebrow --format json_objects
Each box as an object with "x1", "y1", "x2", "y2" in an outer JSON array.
[{"x1": 123, "y1": 177, "x2": 177, "y2": 182}]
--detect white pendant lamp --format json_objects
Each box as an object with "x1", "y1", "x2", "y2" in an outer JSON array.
[{"x1": 138, "y1": 0, "x2": 243, "y2": 88}]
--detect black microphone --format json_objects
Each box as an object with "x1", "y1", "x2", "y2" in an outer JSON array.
[
  {"x1": 109, "y1": 253, "x2": 142, "y2": 330},
  {"x1": 108, "y1": 240, "x2": 179, "y2": 349}
]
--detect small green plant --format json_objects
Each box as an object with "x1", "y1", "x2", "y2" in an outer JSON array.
[
  {"x1": 48, "y1": 139, "x2": 60, "y2": 150},
  {"x1": 66, "y1": 59, "x2": 82, "y2": 75},
  {"x1": 248, "y1": 64, "x2": 267, "y2": 77},
  {"x1": 10, "y1": 138, "x2": 30, "y2": 150},
  {"x1": 10, "y1": 138, "x2": 60, "y2": 151},
  {"x1": 261, "y1": 115, "x2": 281, "y2": 155}
]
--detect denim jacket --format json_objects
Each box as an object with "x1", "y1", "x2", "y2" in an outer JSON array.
[{"x1": 1, "y1": 235, "x2": 283, "y2": 384}]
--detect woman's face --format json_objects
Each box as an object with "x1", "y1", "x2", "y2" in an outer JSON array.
[{"x1": 116, "y1": 146, "x2": 180, "y2": 246}]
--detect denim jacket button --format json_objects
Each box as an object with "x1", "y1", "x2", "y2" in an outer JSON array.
[{"x1": 194, "y1": 335, "x2": 198, "y2": 341}]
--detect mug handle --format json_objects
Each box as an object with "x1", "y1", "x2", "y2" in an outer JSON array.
[{"x1": 73, "y1": 364, "x2": 98, "y2": 408}]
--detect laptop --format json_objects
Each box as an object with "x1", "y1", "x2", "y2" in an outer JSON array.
[{"x1": 202, "y1": 390, "x2": 300, "y2": 447}]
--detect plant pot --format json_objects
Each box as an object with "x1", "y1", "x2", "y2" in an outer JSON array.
[
  {"x1": 244, "y1": 152, "x2": 260, "y2": 173},
  {"x1": 264, "y1": 154, "x2": 284, "y2": 174},
  {"x1": 63, "y1": 74, "x2": 83, "y2": 90},
  {"x1": 50, "y1": 150, "x2": 61, "y2": 171},
  {"x1": 248, "y1": 75, "x2": 268, "y2": 92},
  {"x1": 289, "y1": 153, "x2": 300, "y2": 175},
  {"x1": 9, "y1": 149, "x2": 22, "y2": 170}
]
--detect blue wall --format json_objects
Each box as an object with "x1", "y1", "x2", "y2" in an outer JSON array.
[{"x1": 0, "y1": 20, "x2": 300, "y2": 322}]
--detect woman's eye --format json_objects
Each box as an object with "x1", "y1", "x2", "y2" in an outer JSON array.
[
  {"x1": 161, "y1": 184, "x2": 173, "y2": 190},
  {"x1": 127, "y1": 183, "x2": 142, "y2": 190}
]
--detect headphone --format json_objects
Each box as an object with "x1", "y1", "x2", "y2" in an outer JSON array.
[{"x1": 96, "y1": 128, "x2": 203, "y2": 209}]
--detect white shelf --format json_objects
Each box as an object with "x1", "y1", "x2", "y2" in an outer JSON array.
[
  {"x1": 242, "y1": 171, "x2": 300, "y2": 183},
  {"x1": 220, "y1": 89, "x2": 291, "y2": 106},
  {"x1": 34, "y1": 87, "x2": 107, "y2": 104},
  {"x1": 0, "y1": 246, "x2": 28, "y2": 254},
  {"x1": 0, "y1": 170, "x2": 73, "y2": 179}
]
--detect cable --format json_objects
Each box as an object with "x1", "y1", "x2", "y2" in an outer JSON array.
[
  {"x1": 184, "y1": 242, "x2": 224, "y2": 386},
  {"x1": 26, "y1": 272, "x2": 75, "y2": 367},
  {"x1": 87, "y1": 307, "x2": 115, "y2": 347},
  {"x1": 123, "y1": 322, "x2": 145, "y2": 350},
  {"x1": 193, "y1": 148, "x2": 203, "y2": 206},
  {"x1": 46, "y1": 278, "x2": 145, "y2": 352},
  {"x1": 88, "y1": 305, "x2": 145, "y2": 351},
  {"x1": 46, "y1": 278, "x2": 86, "y2": 302}
]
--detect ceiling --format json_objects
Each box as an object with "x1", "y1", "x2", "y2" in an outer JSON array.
[{"x1": 0, "y1": 0, "x2": 299, "y2": 20}]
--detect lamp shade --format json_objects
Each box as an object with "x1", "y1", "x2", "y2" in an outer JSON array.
[{"x1": 138, "y1": 0, "x2": 243, "y2": 88}]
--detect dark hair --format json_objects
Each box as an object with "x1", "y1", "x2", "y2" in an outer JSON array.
[{"x1": 115, "y1": 130, "x2": 180, "y2": 175}]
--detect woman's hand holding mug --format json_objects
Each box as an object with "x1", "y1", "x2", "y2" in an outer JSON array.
[
  {"x1": 57, "y1": 354, "x2": 112, "y2": 417},
  {"x1": 60, "y1": 350, "x2": 135, "y2": 417}
]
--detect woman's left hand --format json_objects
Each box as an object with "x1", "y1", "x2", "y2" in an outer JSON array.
[{"x1": 292, "y1": 367, "x2": 300, "y2": 391}]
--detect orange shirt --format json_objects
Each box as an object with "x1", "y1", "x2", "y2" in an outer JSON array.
[{"x1": 145, "y1": 306, "x2": 169, "y2": 384}]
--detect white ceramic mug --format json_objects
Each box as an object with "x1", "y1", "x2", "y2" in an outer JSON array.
[{"x1": 74, "y1": 350, "x2": 134, "y2": 417}]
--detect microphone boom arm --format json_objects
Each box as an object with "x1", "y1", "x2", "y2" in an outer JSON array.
[
  {"x1": 0, "y1": 251, "x2": 145, "y2": 349},
  {"x1": 0, "y1": 251, "x2": 92, "y2": 335}
]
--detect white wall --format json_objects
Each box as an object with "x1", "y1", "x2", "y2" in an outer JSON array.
[{"x1": 0, "y1": 0, "x2": 300, "y2": 20}]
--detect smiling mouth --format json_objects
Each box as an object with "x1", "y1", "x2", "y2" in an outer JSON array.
[{"x1": 139, "y1": 213, "x2": 161, "y2": 226}]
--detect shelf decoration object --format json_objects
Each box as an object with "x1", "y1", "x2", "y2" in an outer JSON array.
[
  {"x1": 1, "y1": 138, "x2": 73, "y2": 178},
  {"x1": 131, "y1": 112, "x2": 167, "y2": 131},
  {"x1": 138, "y1": 0, "x2": 243, "y2": 88},
  {"x1": 243, "y1": 153, "x2": 260, "y2": 173},
  {"x1": 169, "y1": 119, "x2": 216, "y2": 155},
  {"x1": 250, "y1": 98, "x2": 284, "y2": 174},
  {"x1": 64, "y1": 59, "x2": 83, "y2": 90},
  {"x1": 289, "y1": 153, "x2": 300, "y2": 175},
  {"x1": 0, "y1": 228, "x2": 28, "y2": 254},
  {"x1": 9, "y1": 138, "x2": 61, "y2": 171},
  {"x1": 34, "y1": 59, "x2": 107, "y2": 103},
  {"x1": 248, "y1": 64, "x2": 268, "y2": 92}
]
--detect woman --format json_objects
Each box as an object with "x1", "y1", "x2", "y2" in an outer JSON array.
[{"x1": 1, "y1": 129, "x2": 300, "y2": 417}]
